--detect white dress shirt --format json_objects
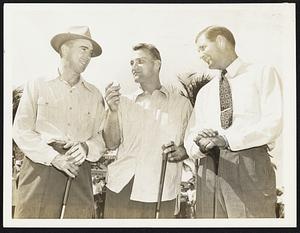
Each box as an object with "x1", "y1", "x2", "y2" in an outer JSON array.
[
  {"x1": 106, "y1": 86, "x2": 193, "y2": 202},
  {"x1": 185, "y1": 57, "x2": 283, "y2": 159},
  {"x1": 13, "y1": 76, "x2": 107, "y2": 165}
]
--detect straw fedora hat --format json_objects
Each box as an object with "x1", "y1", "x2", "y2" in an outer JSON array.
[{"x1": 50, "y1": 26, "x2": 102, "y2": 57}]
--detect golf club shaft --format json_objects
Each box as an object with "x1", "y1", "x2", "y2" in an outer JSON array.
[
  {"x1": 60, "y1": 205, "x2": 66, "y2": 219},
  {"x1": 60, "y1": 177, "x2": 72, "y2": 218},
  {"x1": 155, "y1": 153, "x2": 168, "y2": 218}
]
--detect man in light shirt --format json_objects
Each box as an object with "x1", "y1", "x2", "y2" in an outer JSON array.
[
  {"x1": 184, "y1": 26, "x2": 283, "y2": 218},
  {"x1": 103, "y1": 43, "x2": 192, "y2": 218},
  {"x1": 13, "y1": 26, "x2": 106, "y2": 218}
]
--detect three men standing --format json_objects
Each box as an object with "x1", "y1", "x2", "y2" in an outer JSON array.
[{"x1": 12, "y1": 25, "x2": 283, "y2": 219}]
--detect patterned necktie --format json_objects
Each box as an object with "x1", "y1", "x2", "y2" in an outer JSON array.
[{"x1": 219, "y1": 69, "x2": 233, "y2": 129}]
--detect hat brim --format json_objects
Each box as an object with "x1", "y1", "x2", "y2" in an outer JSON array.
[{"x1": 50, "y1": 33, "x2": 102, "y2": 57}]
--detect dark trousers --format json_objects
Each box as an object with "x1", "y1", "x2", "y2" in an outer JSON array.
[
  {"x1": 196, "y1": 146, "x2": 277, "y2": 218},
  {"x1": 14, "y1": 157, "x2": 95, "y2": 218},
  {"x1": 104, "y1": 178, "x2": 176, "y2": 218}
]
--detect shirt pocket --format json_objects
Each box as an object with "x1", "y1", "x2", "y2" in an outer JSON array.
[
  {"x1": 233, "y1": 101, "x2": 259, "y2": 124},
  {"x1": 36, "y1": 97, "x2": 59, "y2": 122},
  {"x1": 233, "y1": 90, "x2": 259, "y2": 117}
]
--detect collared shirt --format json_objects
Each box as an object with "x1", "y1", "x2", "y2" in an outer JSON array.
[
  {"x1": 106, "y1": 86, "x2": 193, "y2": 202},
  {"x1": 184, "y1": 57, "x2": 283, "y2": 159},
  {"x1": 13, "y1": 76, "x2": 107, "y2": 165}
]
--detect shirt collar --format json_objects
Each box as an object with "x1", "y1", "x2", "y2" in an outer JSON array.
[
  {"x1": 131, "y1": 85, "x2": 169, "y2": 101},
  {"x1": 57, "y1": 75, "x2": 93, "y2": 92},
  {"x1": 80, "y1": 77, "x2": 93, "y2": 92},
  {"x1": 224, "y1": 57, "x2": 243, "y2": 79}
]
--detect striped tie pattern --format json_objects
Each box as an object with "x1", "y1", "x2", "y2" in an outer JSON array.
[{"x1": 219, "y1": 70, "x2": 233, "y2": 129}]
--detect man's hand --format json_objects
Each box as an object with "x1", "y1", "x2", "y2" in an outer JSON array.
[
  {"x1": 64, "y1": 142, "x2": 89, "y2": 166},
  {"x1": 193, "y1": 129, "x2": 227, "y2": 152},
  {"x1": 47, "y1": 139, "x2": 70, "y2": 155},
  {"x1": 193, "y1": 136, "x2": 216, "y2": 153},
  {"x1": 105, "y1": 82, "x2": 121, "y2": 112},
  {"x1": 197, "y1": 129, "x2": 218, "y2": 138},
  {"x1": 162, "y1": 141, "x2": 189, "y2": 163},
  {"x1": 210, "y1": 135, "x2": 227, "y2": 149},
  {"x1": 51, "y1": 154, "x2": 79, "y2": 178}
]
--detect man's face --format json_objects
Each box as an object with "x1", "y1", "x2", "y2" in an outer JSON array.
[
  {"x1": 130, "y1": 49, "x2": 158, "y2": 84},
  {"x1": 196, "y1": 34, "x2": 223, "y2": 69},
  {"x1": 64, "y1": 39, "x2": 93, "y2": 74}
]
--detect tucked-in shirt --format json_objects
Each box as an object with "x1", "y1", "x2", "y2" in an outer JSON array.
[
  {"x1": 13, "y1": 76, "x2": 107, "y2": 165},
  {"x1": 106, "y1": 86, "x2": 193, "y2": 202},
  {"x1": 184, "y1": 57, "x2": 283, "y2": 159}
]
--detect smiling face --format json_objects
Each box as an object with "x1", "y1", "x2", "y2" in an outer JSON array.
[
  {"x1": 130, "y1": 48, "x2": 159, "y2": 84},
  {"x1": 62, "y1": 39, "x2": 93, "y2": 74},
  {"x1": 196, "y1": 34, "x2": 223, "y2": 70}
]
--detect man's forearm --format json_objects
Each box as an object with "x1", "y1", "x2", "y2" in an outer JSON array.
[{"x1": 103, "y1": 110, "x2": 121, "y2": 149}]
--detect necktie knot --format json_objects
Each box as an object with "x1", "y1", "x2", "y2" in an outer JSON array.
[{"x1": 221, "y1": 69, "x2": 227, "y2": 78}]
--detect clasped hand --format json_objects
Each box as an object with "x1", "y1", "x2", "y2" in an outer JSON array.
[
  {"x1": 49, "y1": 139, "x2": 88, "y2": 178},
  {"x1": 193, "y1": 129, "x2": 227, "y2": 153},
  {"x1": 161, "y1": 141, "x2": 188, "y2": 163}
]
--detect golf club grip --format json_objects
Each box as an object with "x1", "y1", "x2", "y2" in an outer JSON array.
[
  {"x1": 62, "y1": 177, "x2": 72, "y2": 205},
  {"x1": 155, "y1": 154, "x2": 168, "y2": 218}
]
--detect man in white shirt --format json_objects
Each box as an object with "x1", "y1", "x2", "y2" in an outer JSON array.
[
  {"x1": 103, "y1": 43, "x2": 192, "y2": 218},
  {"x1": 13, "y1": 26, "x2": 106, "y2": 218},
  {"x1": 184, "y1": 26, "x2": 283, "y2": 218}
]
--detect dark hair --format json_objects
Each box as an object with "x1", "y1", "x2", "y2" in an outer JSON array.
[
  {"x1": 132, "y1": 43, "x2": 161, "y2": 61},
  {"x1": 195, "y1": 26, "x2": 236, "y2": 48}
]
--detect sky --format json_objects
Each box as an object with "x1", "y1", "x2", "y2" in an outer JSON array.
[
  {"x1": 3, "y1": 3, "x2": 296, "y2": 227},
  {"x1": 4, "y1": 3, "x2": 294, "y2": 93}
]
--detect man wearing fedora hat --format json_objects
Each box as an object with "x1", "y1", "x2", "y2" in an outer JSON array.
[{"x1": 13, "y1": 26, "x2": 107, "y2": 218}]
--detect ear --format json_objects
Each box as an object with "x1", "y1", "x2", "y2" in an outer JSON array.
[
  {"x1": 154, "y1": 60, "x2": 161, "y2": 71},
  {"x1": 60, "y1": 43, "x2": 69, "y2": 57},
  {"x1": 216, "y1": 35, "x2": 226, "y2": 50}
]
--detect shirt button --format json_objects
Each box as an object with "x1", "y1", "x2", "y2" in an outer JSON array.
[
  {"x1": 70, "y1": 90, "x2": 73, "y2": 93},
  {"x1": 45, "y1": 102, "x2": 49, "y2": 105},
  {"x1": 88, "y1": 112, "x2": 90, "y2": 115},
  {"x1": 69, "y1": 107, "x2": 72, "y2": 110},
  {"x1": 67, "y1": 123, "x2": 71, "y2": 126}
]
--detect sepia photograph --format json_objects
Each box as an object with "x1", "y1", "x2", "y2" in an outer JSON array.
[{"x1": 3, "y1": 2, "x2": 296, "y2": 228}]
